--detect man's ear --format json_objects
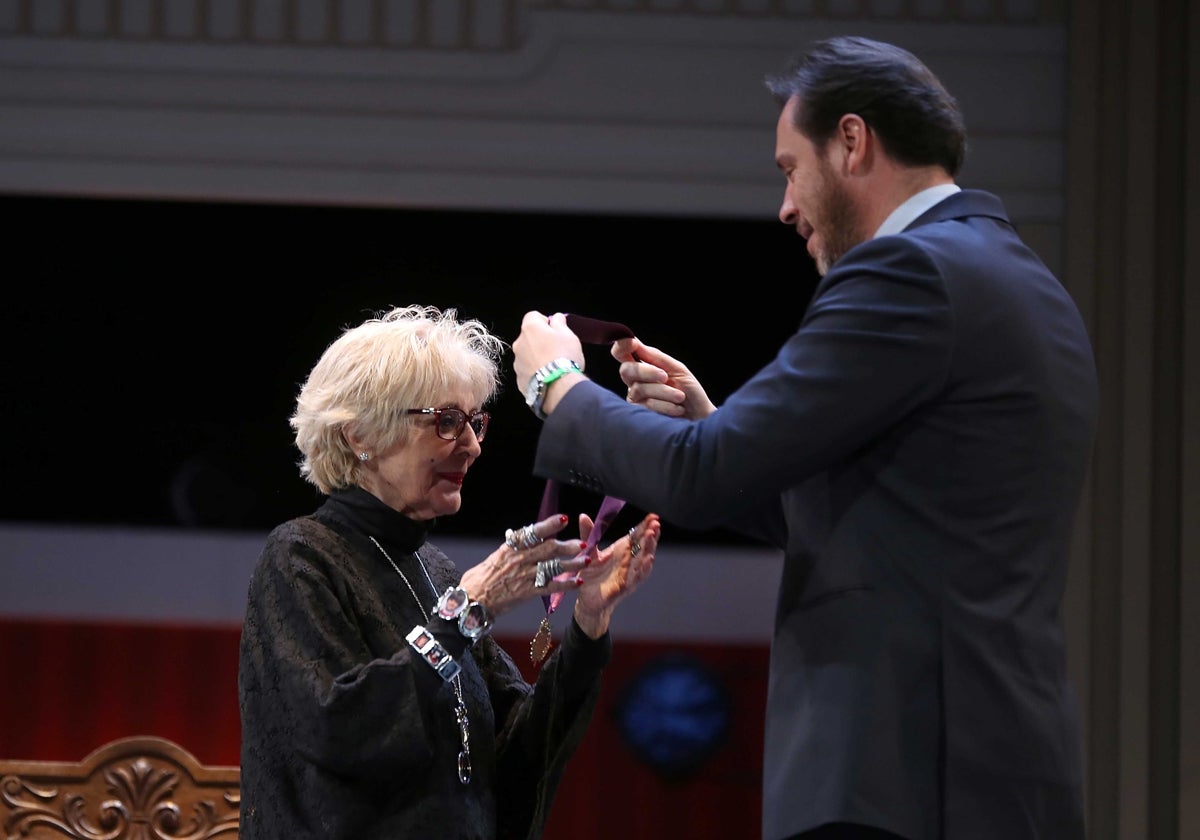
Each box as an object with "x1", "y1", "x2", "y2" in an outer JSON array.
[{"x1": 837, "y1": 113, "x2": 871, "y2": 173}]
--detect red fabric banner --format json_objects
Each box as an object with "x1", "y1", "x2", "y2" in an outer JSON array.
[{"x1": 0, "y1": 618, "x2": 767, "y2": 840}]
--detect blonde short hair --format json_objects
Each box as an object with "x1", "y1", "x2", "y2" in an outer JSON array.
[{"x1": 291, "y1": 305, "x2": 507, "y2": 494}]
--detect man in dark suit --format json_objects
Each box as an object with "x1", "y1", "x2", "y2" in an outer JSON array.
[{"x1": 511, "y1": 36, "x2": 1096, "y2": 840}]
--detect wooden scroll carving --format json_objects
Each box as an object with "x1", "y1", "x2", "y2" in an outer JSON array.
[{"x1": 0, "y1": 736, "x2": 239, "y2": 839}]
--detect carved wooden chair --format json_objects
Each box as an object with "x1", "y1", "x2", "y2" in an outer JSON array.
[{"x1": 0, "y1": 735, "x2": 239, "y2": 839}]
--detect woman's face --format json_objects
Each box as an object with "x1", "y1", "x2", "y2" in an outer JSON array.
[{"x1": 361, "y1": 387, "x2": 485, "y2": 520}]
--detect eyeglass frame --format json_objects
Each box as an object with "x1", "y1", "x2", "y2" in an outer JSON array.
[{"x1": 404, "y1": 407, "x2": 490, "y2": 442}]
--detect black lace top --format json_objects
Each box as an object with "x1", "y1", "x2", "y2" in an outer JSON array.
[{"x1": 238, "y1": 486, "x2": 611, "y2": 840}]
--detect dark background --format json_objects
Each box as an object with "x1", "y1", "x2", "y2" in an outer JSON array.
[{"x1": 1, "y1": 193, "x2": 818, "y2": 545}]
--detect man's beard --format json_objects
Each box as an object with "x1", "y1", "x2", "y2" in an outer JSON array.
[{"x1": 812, "y1": 165, "x2": 864, "y2": 276}]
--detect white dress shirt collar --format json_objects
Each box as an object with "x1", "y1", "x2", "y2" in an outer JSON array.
[{"x1": 873, "y1": 183, "x2": 962, "y2": 238}]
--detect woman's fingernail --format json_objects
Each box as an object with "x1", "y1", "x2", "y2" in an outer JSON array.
[
  {"x1": 585, "y1": 557, "x2": 593, "y2": 566},
  {"x1": 559, "y1": 514, "x2": 568, "y2": 524}
]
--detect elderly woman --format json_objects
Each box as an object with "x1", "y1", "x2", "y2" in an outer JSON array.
[{"x1": 238, "y1": 305, "x2": 660, "y2": 840}]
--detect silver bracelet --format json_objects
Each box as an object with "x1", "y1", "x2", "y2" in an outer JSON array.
[
  {"x1": 406, "y1": 625, "x2": 461, "y2": 681},
  {"x1": 434, "y1": 586, "x2": 494, "y2": 645}
]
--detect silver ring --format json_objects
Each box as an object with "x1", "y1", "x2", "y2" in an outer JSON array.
[
  {"x1": 505, "y1": 524, "x2": 542, "y2": 551},
  {"x1": 628, "y1": 526, "x2": 642, "y2": 557},
  {"x1": 519, "y1": 524, "x2": 542, "y2": 549},
  {"x1": 535, "y1": 558, "x2": 564, "y2": 589}
]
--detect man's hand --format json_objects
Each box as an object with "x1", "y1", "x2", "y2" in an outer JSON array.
[
  {"x1": 513, "y1": 311, "x2": 587, "y2": 417},
  {"x1": 613, "y1": 337, "x2": 718, "y2": 420}
]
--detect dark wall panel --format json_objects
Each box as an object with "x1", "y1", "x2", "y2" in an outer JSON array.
[{"x1": 1, "y1": 194, "x2": 815, "y2": 545}]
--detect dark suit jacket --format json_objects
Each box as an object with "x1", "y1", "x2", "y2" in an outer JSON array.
[{"x1": 533, "y1": 190, "x2": 1097, "y2": 840}]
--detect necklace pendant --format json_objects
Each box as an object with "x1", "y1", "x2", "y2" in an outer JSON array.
[
  {"x1": 370, "y1": 536, "x2": 473, "y2": 786},
  {"x1": 530, "y1": 616, "x2": 553, "y2": 664}
]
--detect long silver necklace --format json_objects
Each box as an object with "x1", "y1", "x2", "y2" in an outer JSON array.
[{"x1": 369, "y1": 535, "x2": 472, "y2": 785}]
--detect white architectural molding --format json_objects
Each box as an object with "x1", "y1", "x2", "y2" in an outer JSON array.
[{"x1": 1, "y1": 2, "x2": 1066, "y2": 231}]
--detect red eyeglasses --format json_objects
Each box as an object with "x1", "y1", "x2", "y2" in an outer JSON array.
[{"x1": 404, "y1": 407, "x2": 490, "y2": 442}]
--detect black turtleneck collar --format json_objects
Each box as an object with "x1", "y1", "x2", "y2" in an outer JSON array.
[{"x1": 316, "y1": 485, "x2": 435, "y2": 556}]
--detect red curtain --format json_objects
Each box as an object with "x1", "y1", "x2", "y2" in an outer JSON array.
[{"x1": 0, "y1": 618, "x2": 767, "y2": 840}]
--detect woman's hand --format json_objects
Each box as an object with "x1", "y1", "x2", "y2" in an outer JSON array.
[
  {"x1": 459, "y1": 513, "x2": 588, "y2": 619},
  {"x1": 612, "y1": 337, "x2": 717, "y2": 420},
  {"x1": 572, "y1": 512, "x2": 660, "y2": 639}
]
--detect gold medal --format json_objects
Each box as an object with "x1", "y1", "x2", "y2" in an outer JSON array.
[{"x1": 530, "y1": 616, "x2": 553, "y2": 664}]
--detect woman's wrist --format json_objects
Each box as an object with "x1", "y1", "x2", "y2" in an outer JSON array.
[{"x1": 572, "y1": 602, "x2": 612, "y2": 640}]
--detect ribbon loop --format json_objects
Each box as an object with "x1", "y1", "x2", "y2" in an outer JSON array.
[{"x1": 532, "y1": 314, "x2": 636, "y2": 645}]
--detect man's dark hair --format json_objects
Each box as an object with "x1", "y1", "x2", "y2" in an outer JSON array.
[{"x1": 764, "y1": 35, "x2": 966, "y2": 176}]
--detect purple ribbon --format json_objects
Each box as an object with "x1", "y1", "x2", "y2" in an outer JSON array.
[
  {"x1": 536, "y1": 314, "x2": 636, "y2": 613},
  {"x1": 538, "y1": 483, "x2": 626, "y2": 613}
]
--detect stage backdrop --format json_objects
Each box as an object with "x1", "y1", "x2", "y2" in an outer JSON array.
[{"x1": 0, "y1": 523, "x2": 782, "y2": 840}]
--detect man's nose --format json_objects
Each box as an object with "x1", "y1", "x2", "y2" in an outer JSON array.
[{"x1": 778, "y1": 191, "x2": 797, "y2": 225}]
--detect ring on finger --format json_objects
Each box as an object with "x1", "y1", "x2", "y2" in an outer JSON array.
[
  {"x1": 628, "y1": 526, "x2": 642, "y2": 557},
  {"x1": 506, "y1": 524, "x2": 543, "y2": 551},
  {"x1": 535, "y1": 558, "x2": 565, "y2": 589},
  {"x1": 519, "y1": 524, "x2": 542, "y2": 549}
]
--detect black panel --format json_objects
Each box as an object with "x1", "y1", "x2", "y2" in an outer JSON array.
[{"x1": 0, "y1": 194, "x2": 816, "y2": 545}]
